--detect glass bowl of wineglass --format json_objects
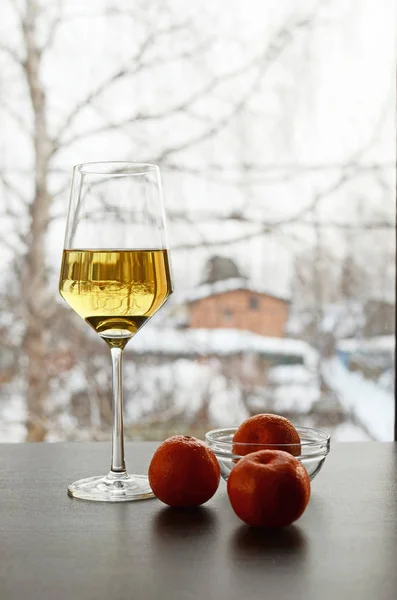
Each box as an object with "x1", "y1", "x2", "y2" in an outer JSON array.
[{"x1": 59, "y1": 162, "x2": 173, "y2": 501}]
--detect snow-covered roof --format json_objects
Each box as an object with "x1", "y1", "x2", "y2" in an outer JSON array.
[
  {"x1": 184, "y1": 277, "x2": 290, "y2": 304},
  {"x1": 128, "y1": 327, "x2": 318, "y2": 366}
]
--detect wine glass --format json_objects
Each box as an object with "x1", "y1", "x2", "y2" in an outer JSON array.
[{"x1": 59, "y1": 162, "x2": 173, "y2": 501}]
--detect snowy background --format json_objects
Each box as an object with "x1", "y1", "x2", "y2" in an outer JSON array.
[{"x1": 0, "y1": 0, "x2": 395, "y2": 442}]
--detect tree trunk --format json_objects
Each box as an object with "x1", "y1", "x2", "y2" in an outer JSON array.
[{"x1": 22, "y1": 1, "x2": 54, "y2": 441}]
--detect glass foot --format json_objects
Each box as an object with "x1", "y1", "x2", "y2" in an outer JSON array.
[{"x1": 68, "y1": 471, "x2": 155, "y2": 502}]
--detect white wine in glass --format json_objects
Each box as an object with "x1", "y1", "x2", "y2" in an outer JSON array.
[{"x1": 59, "y1": 162, "x2": 173, "y2": 501}]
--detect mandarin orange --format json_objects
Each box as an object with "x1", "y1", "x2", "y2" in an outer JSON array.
[
  {"x1": 227, "y1": 449, "x2": 310, "y2": 527},
  {"x1": 233, "y1": 413, "x2": 301, "y2": 457},
  {"x1": 148, "y1": 435, "x2": 220, "y2": 507}
]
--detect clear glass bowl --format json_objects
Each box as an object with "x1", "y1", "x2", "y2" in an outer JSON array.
[{"x1": 205, "y1": 426, "x2": 331, "y2": 482}]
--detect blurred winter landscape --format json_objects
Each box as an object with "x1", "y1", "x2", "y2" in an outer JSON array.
[{"x1": 0, "y1": 0, "x2": 394, "y2": 442}]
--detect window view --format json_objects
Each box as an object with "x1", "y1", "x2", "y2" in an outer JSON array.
[{"x1": 0, "y1": 0, "x2": 394, "y2": 443}]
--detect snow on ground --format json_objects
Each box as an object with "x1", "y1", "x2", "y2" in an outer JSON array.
[
  {"x1": 124, "y1": 357, "x2": 322, "y2": 426},
  {"x1": 124, "y1": 358, "x2": 249, "y2": 427},
  {"x1": 207, "y1": 373, "x2": 249, "y2": 427},
  {"x1": 0, "y1": 387, "x2": 26, "y2": 442},
  {"x1": 272, "y1": 383, "x2": 320, "y2": 413},
  {"x1": 321, "y1": 301, "x2": 366, "y2": 338},
  {"x1": 130, "y1": 327, "x2": 318, "y2": 367},
  {"x1": 125, "y1": 359, "x2": 207, "y2": 422},
  {"x1": 322, "y1": 357, "x2": 394, "y2": 441},
  {"x1": 337, "y1": 335, "x2": 395, "y2": 354},
  {"x1": 0, "y1": 352, "x2": 390, "y2": 443},
  {"x1": 268, "y1": 365, "x2": 315, "y2": 385},
  {"x1": 266, "y1": 365, "x2": 321, "y2": 413},
  {"x1": 378, "y1": 369, "x2": 394, "y2": 393},
  {"x1": 0, "y1": 422, "x2": 26, "y2": 443}
]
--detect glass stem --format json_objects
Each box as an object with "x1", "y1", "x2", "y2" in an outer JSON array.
[{"x1": 110, "y1": 347, "x2": 126, "y2": 474}]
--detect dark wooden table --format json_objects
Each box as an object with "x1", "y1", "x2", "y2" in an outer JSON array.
[{"x1": 0, "y1": 442, "x2": 396, "y2": 600}]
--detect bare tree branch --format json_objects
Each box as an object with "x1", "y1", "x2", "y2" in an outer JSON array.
[
  {"x1": 4, "y1": 161, "x2": 395, "y2": 178},
  {"x1": 177, "y1": 165, "x2": 369, "y2": 225},
  {"x1": 0, "y1": 180, "x2": 28, "y2": 250},
  {"x1": 154, "y1": 14, "x2": 316, "y2": 163},
  {"x1": 53, "y1": 162, "x2": 392, "y2": 239},
  {"x1": 0, "y1": 170, "x2": 29, "y2": 205},
  {"x1": 0, "y1": 232, "x2": 27, "y2": 254},
  {"x1": 6, "y1": 0, "x2": 24, "y2": 20},
  {"x1": 53, "y1": 12, "x2": 316, "y2": 156},
  {"x1": 55, "y1": 36, "x2": 217, "y2": 150},
  {"x1": 52, "y1": 18, "x2": 195, "y2": 145},
  {"x1": 170, "y1": 210, "x2": 394, "y2": 230},
  {"x1": 172, "y1": 219, "x2": 394, "y2": 251},
  {"x1": 308, "y1": 220, "x2": 393, "y2": 230},
  {"x1": 170, "y1": 162, "x2": 393, "y2": 250},
  {"x1": 0, "y1": 97, "x2": 32, "y2": 136},
  {"x1": 350, "y1": 93, "x2": 394, "y2": 162},
  {"x1": 40, "y1": 0, "x2": 62, "y2": 54},
  {"x1": 165, "y1": 160, "x2": 395, "y2": 175},
  {"x1": 0, "y1": 42, "x2": 24, "y2": 66},
  {"x1": 163, "y1": 160, "x2": 395, "y2": 186}
]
